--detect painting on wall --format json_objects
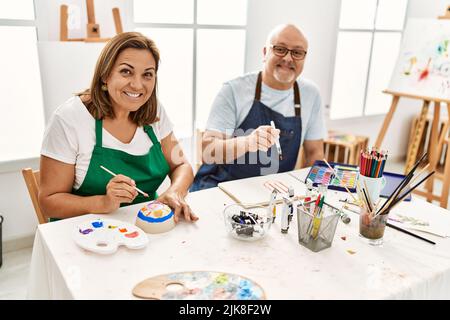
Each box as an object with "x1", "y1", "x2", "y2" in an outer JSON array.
[{"x1": 388, "y1": 18, "x2": 450, "y2": 101}]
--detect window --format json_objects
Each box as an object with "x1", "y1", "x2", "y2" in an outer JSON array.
[
  {"x1": 330, "y1": 0, "x2": 408, "y2": 119},
  {"x1": 133, "y1": 0, "x2": 247, "y2": 137},
  {"x1": 0, "y1": 0, "x2": 35, "y2": 20},
  {"x1": 0, "y1": 0, "x2": 45, "y2": 163}
]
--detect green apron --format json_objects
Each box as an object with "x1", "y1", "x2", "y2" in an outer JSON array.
[
  {"x1": 50, "y1": 120, "x2": 169, "y2": 222},
  {"x1": 74, "y1": 119, "x2": 170, "y2": 204}
]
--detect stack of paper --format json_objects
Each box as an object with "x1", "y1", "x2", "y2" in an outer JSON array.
[
  {"x1": 388, "y1": 210, "x2": 450, "y2": 238},
  {"x1": 218, "y1": 171, "x2": 308, "y2": 208}
]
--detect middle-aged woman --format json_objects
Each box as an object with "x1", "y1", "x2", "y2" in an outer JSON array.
[{"x1": 38, "y1": 32, "x2": 198, "y2": 223}]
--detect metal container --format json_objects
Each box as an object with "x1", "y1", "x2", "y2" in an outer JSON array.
[{"x1": 297, "y1": 201, "x2": 340, "y2": 252}]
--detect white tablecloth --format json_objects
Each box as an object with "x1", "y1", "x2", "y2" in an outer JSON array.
[{"x1": 27, "y1": 169, "x2": 450, "y2": 299}]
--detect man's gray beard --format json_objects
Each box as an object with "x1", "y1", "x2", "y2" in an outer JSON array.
[{"x1": 273, "y1": 69, "x2": 296, "y2": 84}]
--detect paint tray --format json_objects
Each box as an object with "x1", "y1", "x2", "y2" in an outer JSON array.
[{"x1": 380, "y1": 171, "x2": 412, "y2": 201}]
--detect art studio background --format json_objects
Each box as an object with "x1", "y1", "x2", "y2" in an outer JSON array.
[{"x1": 0, "y1": 0, "x2": 449, "y2": 265}]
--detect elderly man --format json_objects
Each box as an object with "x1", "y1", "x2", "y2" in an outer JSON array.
[{"x1": 191, "y1": 24, "x2": 326, "y2": 191}]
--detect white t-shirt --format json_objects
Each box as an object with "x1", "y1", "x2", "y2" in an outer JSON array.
[
  {"x1": 206, "y1": 72, "x2": 327, "y2": 146},
  {"x1": 41, "y1": 96, "x2": 173, "y2": 190}
]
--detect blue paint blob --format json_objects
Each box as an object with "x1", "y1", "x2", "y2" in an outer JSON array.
[
  {"x1": 91, "y1": 221, "x2": 103, "y2": 228},
  {"x1": 237, "y1": 279, "x2": 253, "y2": 300}
]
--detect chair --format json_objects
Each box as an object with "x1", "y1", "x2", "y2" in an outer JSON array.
[
  {"x1": 323, "y1": 131, "x2": 369, "y2": 165},
  {"x1": 295, "y1": 131, "x2": 369, "y2": 169},
  {"x1": 22, "y1": 168, "x2": 47, "y2": 224}
]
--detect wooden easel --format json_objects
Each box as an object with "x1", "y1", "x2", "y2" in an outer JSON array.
[
  {"x1": 375, "y1": 9, "x2": 450, "y2": 208},
  {"x1": 375, "y1": 90, "x2": 450, "y2": 205},
  {"x1": 60, "y1": 0, "x2": 123, "y2": 42},
  {"x1": 438, "y1": 5, "x2": 450, "y2": 19}
]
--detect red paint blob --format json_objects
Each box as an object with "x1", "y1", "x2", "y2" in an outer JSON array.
[{"x1": 125, "y1": 231, "x2": 139, "y2": 238}]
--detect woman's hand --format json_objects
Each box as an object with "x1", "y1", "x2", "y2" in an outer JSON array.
[
  {"x1": 102, "y1": 174, "x2": 138, "y2": 212},
  {"x1": 157, "y1": 190, "x2": 199, "y2": 223}
]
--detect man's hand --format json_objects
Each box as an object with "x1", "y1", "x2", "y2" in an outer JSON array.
[{"x1": 247, "y1": 125, "x2": 280, "y2": 152}]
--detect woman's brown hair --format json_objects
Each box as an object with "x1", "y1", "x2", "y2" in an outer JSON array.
[{"x1": 80, "y1": 32, "x2": 160, "y2": 126}]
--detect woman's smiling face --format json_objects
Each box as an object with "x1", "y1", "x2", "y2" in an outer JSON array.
[{"x1": 104, "y1": 48, "x2": 156, "y2": 113}]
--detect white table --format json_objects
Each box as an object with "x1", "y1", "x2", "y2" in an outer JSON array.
[{"x1": 27, "y1": 169, "x2": 450, "y2": 299}]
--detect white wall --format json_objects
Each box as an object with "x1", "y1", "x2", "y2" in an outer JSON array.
[
  {"x1": 1, "y1": 0, "x2": 448, "y2": 244},
  {"x1": 245, "y1": 0, "x2": 450, "y2": 160},
  {"x1": 246, "y1": 0, "x2": 340, "y2": 106}
]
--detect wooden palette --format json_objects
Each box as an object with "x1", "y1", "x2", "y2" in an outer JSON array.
[{"x1": 132, "y1": 271, "x2": 266, "y2": 300}]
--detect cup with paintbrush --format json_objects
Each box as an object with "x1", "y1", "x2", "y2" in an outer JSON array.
[
  {"x1": 358, "y1": 152, "x2": 435, "y2": 246},
  {"x1": 359, "y1": 205, "x2": 389, "y2": 246}
]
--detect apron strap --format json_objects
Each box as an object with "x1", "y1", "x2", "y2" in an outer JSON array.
[
  {"x1": 254, "y1": 71, "x2": 302, "y2": 117},
  {"x1": 95, "y1": 119, "x2": 103, "y2": 146},
  {"x1": 254, "y1": 71, "x2": 263, "y2": 101},
  {"x1": 96, "y1": 120, "x2": 160, "y2": 147},
  {"x1": 143, "y1": 125, "x2": 160, "y2": 146},
  {"x1": 293, "y1": 81, "x2": 301, "y2": 118}
]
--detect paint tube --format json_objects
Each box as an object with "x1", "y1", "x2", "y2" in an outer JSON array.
[{"x1": 281, "y1": 198, "x2": 289, "y2": 233}]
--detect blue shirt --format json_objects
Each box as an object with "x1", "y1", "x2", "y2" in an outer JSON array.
[{"x1": 206, "y1": 72, "x2": 327, "y2": 146}]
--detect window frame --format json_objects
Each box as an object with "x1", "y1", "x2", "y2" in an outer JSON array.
[
  {"x1": 329, "y1": 0, "x2": 409, "y2": 120},
  {"x1": 131, "y1": 0, "x2": 248, "y2": 138}
]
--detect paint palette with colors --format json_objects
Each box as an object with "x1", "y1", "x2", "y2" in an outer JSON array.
[
  {"x1": 133, "y1": 271, "x2": 266, "y2": 300},
  {"x1": 73, "y1": 218, "x2": 148, "y2": 254}
]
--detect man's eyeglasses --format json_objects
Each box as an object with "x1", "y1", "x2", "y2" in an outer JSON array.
[{"x1": 270, "y1": 45, "x2": 307, "y2": 60}]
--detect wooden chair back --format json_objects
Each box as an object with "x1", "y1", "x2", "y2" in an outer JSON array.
[{"x1": 22, "y1": 168, "x2": 47, "y2": 224}]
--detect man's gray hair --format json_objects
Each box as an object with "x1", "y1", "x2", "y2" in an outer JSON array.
[{"x1": 264, "y1": 24, "x2": 306, "y2": 48}]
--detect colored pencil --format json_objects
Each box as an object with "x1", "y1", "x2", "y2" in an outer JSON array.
[{"x1": 360, "y1": 149, "x2": 388, "y2": 178}]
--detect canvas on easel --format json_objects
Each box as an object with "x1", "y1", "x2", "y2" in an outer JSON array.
[
  {"x1": 375, "y1": 16, "x2": 450, "y2": 208},
  {"x1": 387, "y1": 18, "x2": 450, "y2": 101}
]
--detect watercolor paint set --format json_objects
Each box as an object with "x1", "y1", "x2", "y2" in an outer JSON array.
[
  {"x1": 305, "y1": 160, "x2": 359, "y2": 192},
  {"x1": 73, "y1": 218, "x2": 148, "y2": 254}
]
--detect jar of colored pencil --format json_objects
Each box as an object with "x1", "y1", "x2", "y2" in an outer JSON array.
[{"x1": 359, "y1": 207, "x2": 388, "y2": 246}]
